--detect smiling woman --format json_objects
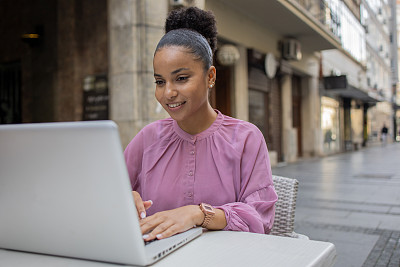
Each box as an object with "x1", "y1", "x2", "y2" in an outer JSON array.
[
  {"x1": 153, "y1": 46, "x2": 216, "y2": 134},
  {"x1": 124, "y1": 7, "x2": 278, "y2": 242}
]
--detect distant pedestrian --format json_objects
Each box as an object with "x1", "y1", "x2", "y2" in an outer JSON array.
[
  {"x1": 381, "y1": 124, "x2": 388, "y2": 145},
  {"x1": 324, "y1": 129, "x2": 333, "y2": 149}
]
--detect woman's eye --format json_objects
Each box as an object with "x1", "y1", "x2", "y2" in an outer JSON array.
[
  {"x1": 155, "y1": 80, "x2": 165, "y2": 85},
  {"x1": 177, "y1": 76, "x2": 188, "y2": 81}
]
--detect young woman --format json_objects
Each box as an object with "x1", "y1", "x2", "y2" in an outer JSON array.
[{"x1": 124, "y1": 7, "x2": 277, "y2": 242}]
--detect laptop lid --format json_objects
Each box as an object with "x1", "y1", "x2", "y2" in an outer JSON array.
[{"x1": 0, "y1": 121, "x2": 150, "y2": 265}]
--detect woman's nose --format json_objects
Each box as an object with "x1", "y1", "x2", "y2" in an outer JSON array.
[{"x1": 165, "y1": 83, "x2": 178, "y2": 99}]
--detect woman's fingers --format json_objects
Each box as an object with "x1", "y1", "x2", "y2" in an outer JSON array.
[
  {"x1": 142, "y1": 221, "x2": 180, "y2": 241},
  {"x1": 132, "y1": 191, "x2": 153, "y2": 219},
  {"x1": 140, "y1": 206, "x2": 199, "y2": 241},
  {"x1": 140, "y1": 212, "x2": 164, "y2": 234},
  {"x1": 132, "y1": 191, "x2": 147, "y2": 219},
  {"x1": 143, "y1": 200, "x2": 153, "y2": 210}
]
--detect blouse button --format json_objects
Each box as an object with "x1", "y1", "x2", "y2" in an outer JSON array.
[
  {"x1": 188, "y1": 192, "x2": 193, "y2": 197},
  {"x1": 189, "y1": 171, "x2": 193, "y2": 176},
  {"x1": 190, "y1": 151, "x2": 195, "y2": 155}
]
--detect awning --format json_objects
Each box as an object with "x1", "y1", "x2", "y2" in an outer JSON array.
[{"x1": 323, "y1": 75, "x2": 380, "y2": 104}]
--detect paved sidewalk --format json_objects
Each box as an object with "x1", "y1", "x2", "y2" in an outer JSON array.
[{"x1": 272, "y1": 142, "x2": 400, "y2": 267}]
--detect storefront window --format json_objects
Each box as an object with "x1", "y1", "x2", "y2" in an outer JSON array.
[
  {"x1": 321, "y1": 97, "x2": 340, "y2": 154},
  {"x1": 249, "y1": 89, "x2": 268, "y2": 140}
]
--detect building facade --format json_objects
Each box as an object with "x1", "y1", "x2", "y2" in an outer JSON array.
[
  {"x1": 0, "y1": 0, "x2": 109, "y2": 124},
  {"x1": 361, "y1": 0, "x2": 397, "y2": 143},
  {"x1": 1, "y1": 0, "x2": 398, "y2": 166}
]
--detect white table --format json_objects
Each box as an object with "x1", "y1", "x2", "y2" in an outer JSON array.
[{"x1": 0, "y1": 231, "x2": 336, "y2": 267}]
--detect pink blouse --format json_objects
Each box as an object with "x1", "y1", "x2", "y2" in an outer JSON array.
[{"x1": 124, "y1": 110, "x2": 277, "y2": 234}]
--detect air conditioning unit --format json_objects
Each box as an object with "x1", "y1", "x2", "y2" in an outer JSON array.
[
  {"x1": 281, "y1": 39, "x2": 302, "y2": 61},
  {"x1": 170, "y1": 0, "x2": 193, "y2": 7}
]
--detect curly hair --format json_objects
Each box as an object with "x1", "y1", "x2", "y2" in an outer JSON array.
[
  {"x1": 165, "y1": 7, "x2": 217, "y2": 54},
  {"x1": 155, "y1": 7, "x2": 218, "y2": 71}
]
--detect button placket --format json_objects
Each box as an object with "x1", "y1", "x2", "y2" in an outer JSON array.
[{"x1": 185, "y1": 141, "x2": 196, "y2": 203}]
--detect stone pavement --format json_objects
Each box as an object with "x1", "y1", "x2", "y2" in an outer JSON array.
[{"x1": 271, "y1": 142, "x2": 400, "y2": 267}]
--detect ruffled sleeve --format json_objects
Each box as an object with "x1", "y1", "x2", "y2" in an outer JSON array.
[{"x1": 215, "y1": 127, "x2": 277, "y2": 234}]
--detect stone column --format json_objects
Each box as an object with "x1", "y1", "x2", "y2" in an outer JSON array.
[
  {"x1": 281, "y1": 73, "x2": 296, "y2": 162},
  {"x1": 301, "y1": 76, "x2": 322, "y2": 157},
  {"x1": 233, "y1": 45, "x2": 248, "y2": 121},
  {"x1": 108, "y1": 0, "x2": 168, "y2": 148},
  {"x1": 56, "y1": 0, "x2": 80, "y2": 122}
]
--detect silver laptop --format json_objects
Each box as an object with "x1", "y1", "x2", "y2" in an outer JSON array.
[{"x1": 0, "y1": 121, "x2": 202, "y2": 266}]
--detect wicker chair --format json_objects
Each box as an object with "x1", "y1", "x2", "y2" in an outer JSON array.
[{"x1": 270, "y1": 175, "x2": 308, "y2": 239}]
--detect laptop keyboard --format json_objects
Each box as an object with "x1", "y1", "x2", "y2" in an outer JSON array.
[{"x1": 144, "y1": 239, "x2": 159, "y2": 246}]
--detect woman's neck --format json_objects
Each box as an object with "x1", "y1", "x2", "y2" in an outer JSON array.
[{"x1": 177, "y1": 105, "x2": 217, "y2": 135}]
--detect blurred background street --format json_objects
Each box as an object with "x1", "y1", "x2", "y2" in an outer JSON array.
[
  {"x1": 273, "y1": 142, "x2": 400, "y2": 267},
  {"x1": 2, "y1": 1, "x2": 400, "y2": 266}
]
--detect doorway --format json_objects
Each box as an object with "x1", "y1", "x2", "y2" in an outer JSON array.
[
  {"x1": 0, "y1": 61, "x2": 22, "y2": 124},
  {"x1": 210, "y1": 60, "x2": 232, "y2": 116},
  {"x1": 292, "y1": 75, "x2": 302, "y2": 157}
]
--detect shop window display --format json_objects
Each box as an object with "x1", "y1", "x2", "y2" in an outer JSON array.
[{"x1": 321, "y1": 97, "x2": 340, "y2": 154}]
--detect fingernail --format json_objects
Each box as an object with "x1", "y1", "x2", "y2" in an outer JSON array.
[
  {"x1": 148, "y1": 200, "x2": 153, "y2": 205},
  {"x1": 142, "y1": 234, "x2": 149, "y2": 239},
  {"x1": 156, "y1": 234, "x2": 162, "y2": 239},
  {"x1": 140, "y1": 212, "x2": 146, "y2": 219}
]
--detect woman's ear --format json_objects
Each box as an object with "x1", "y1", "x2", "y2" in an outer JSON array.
[{"x1": 208, "y1": 66, "x2": 217, "y2": 89}]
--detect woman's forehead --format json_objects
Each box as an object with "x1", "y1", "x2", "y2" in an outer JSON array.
[
  {"x1": 154, "y1": 46, "x2": 203, "y2": 70},
  {"x1": 155, "y1": 45, "x2": 192, "y2": 58}
]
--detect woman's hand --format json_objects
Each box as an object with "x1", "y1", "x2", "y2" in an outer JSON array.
[
  {"x1": 132, "y1": 191, "x2": 153, "y2": 219},
  {"x1": 140, "y1": 205, "x2": 204, "y2": 241}
]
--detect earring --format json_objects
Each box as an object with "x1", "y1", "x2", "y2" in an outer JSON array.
[{"x1": 209, "y1": 82, "x2": 215, "y2": 88}]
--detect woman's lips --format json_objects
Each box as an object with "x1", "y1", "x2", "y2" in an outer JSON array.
[{"x1": 166, "y1": 101, "x2": 186, "y2": 109}]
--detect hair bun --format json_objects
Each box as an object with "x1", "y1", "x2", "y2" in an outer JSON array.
[{"x1": 165, "y1": 7, "x2": 217, "y2": 54}]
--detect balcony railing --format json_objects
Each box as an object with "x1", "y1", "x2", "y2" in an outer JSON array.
[
  {"x1": 293, "y1": 0, "x2": 342, "y2": 40},
  {"x1": 292, "y1": 0, "x2": 366, "y2": 64}
]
